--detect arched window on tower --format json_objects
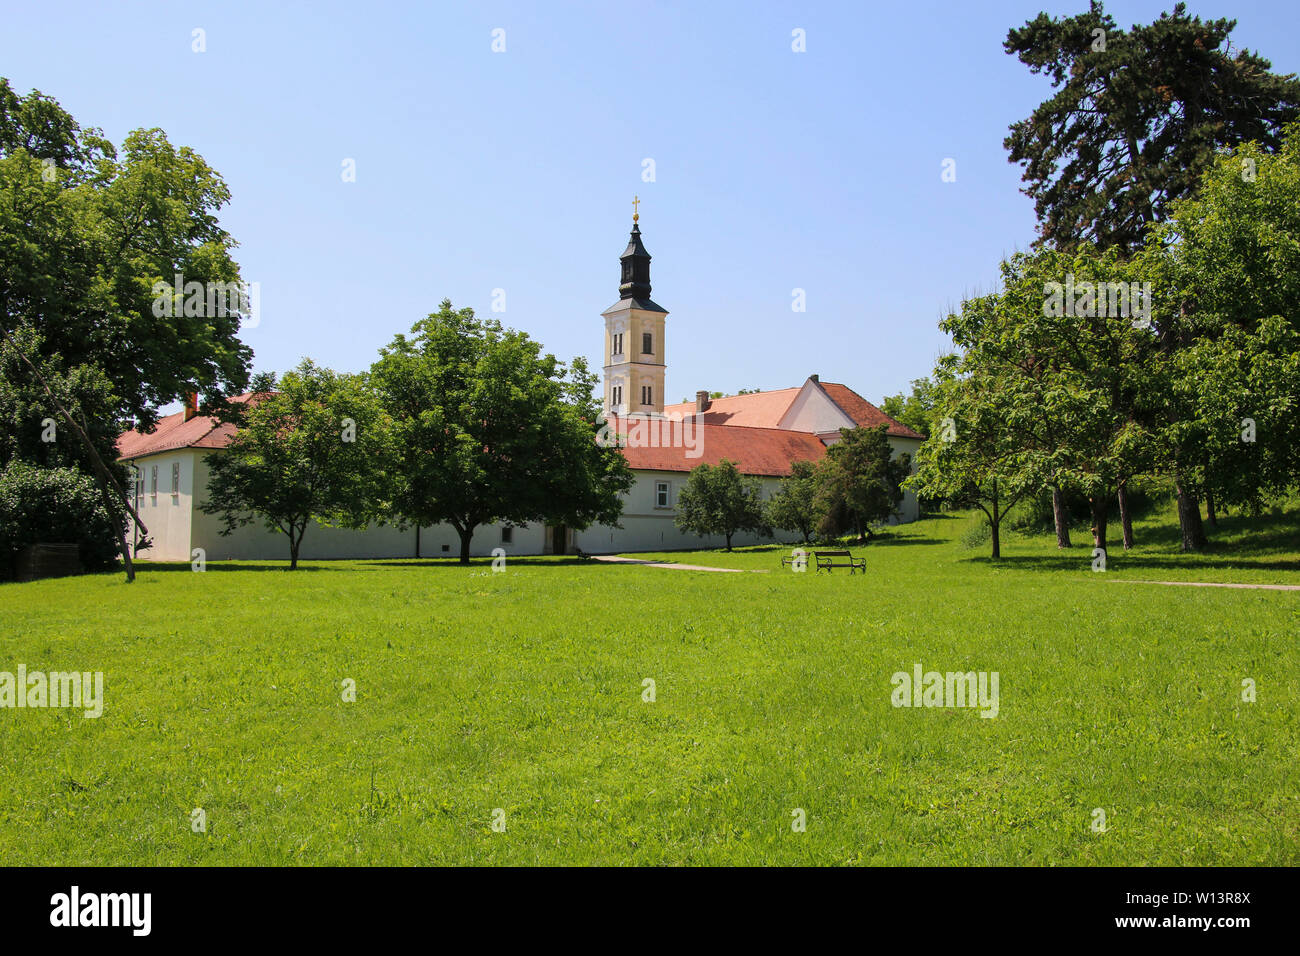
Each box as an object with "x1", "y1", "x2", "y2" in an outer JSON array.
[{"x1": 642, "y1": 332, "x2": 653, "y2": 354}]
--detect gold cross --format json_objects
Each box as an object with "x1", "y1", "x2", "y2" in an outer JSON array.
[{"x1": 632, "y1": 195, "x2": 640, "y2": 221}]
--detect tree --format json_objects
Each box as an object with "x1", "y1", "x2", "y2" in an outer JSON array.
[
  {"x1": 880, "y1": 378, "x2": 937, "y2": 438},
  {"x1": 1149, "y1": 125, "x2": 1300, "y2": 548},
  {"x1": 200, "y1": 361, "x2": 395, "y2": 569},
  {"x1": 1004, "y1": 2, "x2": 1300, "y2": 252},
  {"x1": 370, "y1": 300, "x2": 633, "y2": 564},
  {"x1": 0, "y1": 79, "x2": 253, "y2": 427},
  {"x1": 765, "y1": 459, "x2": 820, "y2": 543},
  {"x1": 0, "y1": 79, "x2": 253, "y2": 579},
  {"x1": 675, "y1": 459, "x2": 770, "y2": 551},
  {"x1": 954, "y1": 247, "x2": 1158, "y2": 554},
  {"x1": 814, "y1": 425, "x2": 910, "y2": 544},
  {"x1": 908, "y1": 358, "x2": 1034, "y2": 560}
]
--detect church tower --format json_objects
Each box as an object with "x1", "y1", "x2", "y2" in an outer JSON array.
[{"x1": 603, "y1": 198, "x2": 667, "y2": 417}]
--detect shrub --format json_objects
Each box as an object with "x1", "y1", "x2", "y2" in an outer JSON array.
[{"x1": 0, "y1": 462, "x2": 122, "y2": 579}]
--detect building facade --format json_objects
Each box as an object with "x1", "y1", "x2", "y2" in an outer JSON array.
[{"x1": 117, "y1": 216, "x2": 924, "y2": 562}]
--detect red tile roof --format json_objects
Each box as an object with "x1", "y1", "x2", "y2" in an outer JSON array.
[
  {"x1": 819, "y1": 383, "x2": 925, "y2": 439},
  {"x1": 664, "y1": 382, "x2": 924, "y2": 439},
  {"x1": 115, "y1": 382, "x2": 919, "y2": 475},
  {"x1": 662, "y1": 388, "x2": 800, "y2": 428},
  {"x1": 116, "y1": 395, "x2": 256, "y2": 461},
  {"x1": 608, "y1": 415, "x2": 825, "y2": 476}
]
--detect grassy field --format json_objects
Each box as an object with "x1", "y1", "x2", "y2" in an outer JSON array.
[{"x1": 1, "y1": 507, "x2": 1297, "y2": 865}]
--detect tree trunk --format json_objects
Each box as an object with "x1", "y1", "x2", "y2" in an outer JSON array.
[
  {"x1": 1175, "y1": 480, "x2": 1208, "y2": 552},
  {"x1": 98, "y1": 478, "x2": 134, "y2": 582},
  {"x1": 724, "y1": 532, "x2": 733, "y2": 551},
  {"x1": 1206, "y1": 489, "x2": 1217, "y2": 526},
  {"x1": 289, "y1": 536, "x2": 300, "y2": 571},
  {"x1": 458, "y1": 527, "x2": 474, "y2": 565},
  {"x1": 1117, "y1": 482, "x2": 1134, "y2": 551},
  {"x1": 1051, "y1": 485, "x2": 1072, "y2": 549},
  {"x1": 415, "y1": 525, "x2": 421, "y2": 558},
  {"x1": 989, "y1": 484, "x2": 1001, "y2": 560},
  {"x1": 1090, "y1": 493, "x2": 1108, "y2": 554}
]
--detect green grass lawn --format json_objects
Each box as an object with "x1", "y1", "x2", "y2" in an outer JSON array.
[{"x1": 1, "y1": 508, "x2": 1297, "y2": 865}]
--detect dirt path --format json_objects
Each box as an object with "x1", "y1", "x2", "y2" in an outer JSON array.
[
  {"x1": 1108, "y1": 579, "x2": 1300, "y2": 592},
  {"x1": 591, "y1": 555, "x2": 768, "y2": 574}
]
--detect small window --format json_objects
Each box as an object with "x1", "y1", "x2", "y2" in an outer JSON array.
[
  {"x1": 613, "y1": 332, "x2": 623, "y2": 356},
  {"x1": 642, "y1": 332, "x2": 652, "y2": 354},
  {"x1": 150, "y1": 465, "x2": 158, "y2": 504},
  {"x1": 501, "y1": 526, "x2": 513, "y2": 544},
  {"x1": 171, "y1": 462, "x2": 180, "y2": 499},
  {"x1": 655, "y1": 481, "x2": 670, "y2": 508},
  {"x1": 641, "y1": 384, "x2": 652, "y2": 406},
  {"x1": 612, "y1": 385, "x2": 622, "y2": 407}
]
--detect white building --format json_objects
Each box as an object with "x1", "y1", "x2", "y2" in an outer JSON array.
[{"x1": 116, "y1": 216, "x2": 923, "y2": 561}]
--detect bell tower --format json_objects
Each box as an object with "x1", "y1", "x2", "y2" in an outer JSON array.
[{"x1": 603, "y1": 197, "x2": 667, "y2": 416}]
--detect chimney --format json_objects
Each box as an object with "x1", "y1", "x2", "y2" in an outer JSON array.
[
  {"x1": 183, "y1": 392, "x2": 199, "y2": 422},
  {"x1": 810, "y1": 374, "x2": 819, "y2": 383},
  {"x1": 695, "y1": 390, "x2": 711, "y2": 413}
]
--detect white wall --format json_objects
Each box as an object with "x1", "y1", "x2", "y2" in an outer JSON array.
[
  {"x1": 129, "y1": 446, "x2": 918, "y2": 565},
  {"x1": 189, "y1": 451, "x2": 547, "y2": 561},
  {"x1": 574, "y1": 469, "x2": 803, "y2": 554},
  {"x1": 124, "y1": 449, "x2": 195, "y2": 562}
]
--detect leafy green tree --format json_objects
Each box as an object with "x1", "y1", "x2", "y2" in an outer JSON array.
[
  {"x1": 908, "y1": 360, "x2": 1034, "y2": 560},
  {"x1": 675, "y1": 459, "x2": 770, "y2": 551},
  {"x1": 0, "y1": 79, "x2": 253, "y2": 427},
  {"x1": 201, "y1": 360, "x2": 395, "y2": 569},
  {"x1": 954, "y1": 247, "x2": 1159, "y2": 553},
  {"x1": 1005, "y1": 2, "x2": 1300, "y2": 252},
  {"x1": 880, "y1": 378, "x2": 937, "y2": 438},
  {"x1": 0, "y1": 79, "x2": 252, "y2": 578},
  {"x1": 370, "y1": 300, "x2": 633, "y2": 564},
  {"x1": 1150, "y1": 125, "x2": 1300, "y2": 548},
  {"x1": 814, "y1": 425, "x2": 910, "y2": 544},
  {"x1": 765, "y1": 459, "x2": 820, "y2": 543}
]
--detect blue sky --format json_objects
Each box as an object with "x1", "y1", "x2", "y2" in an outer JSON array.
[{"x1": 3, "y1": 1, "x2": 1297, "y2": 405}]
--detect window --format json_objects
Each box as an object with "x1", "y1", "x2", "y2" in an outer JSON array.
[
  {"x1": 150, "y1": 465, "x2": 158, "y2": 504},
  {"x1": 133, "y1": 468, "x2": 143, "y2": 508},
  {"x1": 642, "y1": 332, "x2": 652, "y2": 354},
  {"x1": 655, "y1": 481, "x2": 670, "y2": 509},
  {"x1": 612, "y1": 332, "x2": 623, "y2": 356},
  {"x1": 501, "y1": 526, "x2": 513, "y2": 544},
  {"x1": 612, "y1": 384, "x2": 623, "y2": 407},
  {"x1": 171, "y1": 462, "x2": 180, "y2": 500},
  {"x1": 641, "y1": 384, "x2": 652, "y2": 406}
]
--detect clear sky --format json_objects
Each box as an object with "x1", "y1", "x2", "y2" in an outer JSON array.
[{"x1": 3, "y1": 1, "x2": 1297, "y2": 406}]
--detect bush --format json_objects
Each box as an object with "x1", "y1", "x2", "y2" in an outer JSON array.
[{"x1": 0, "y1": 462, "x2": 122, "y2": 579}]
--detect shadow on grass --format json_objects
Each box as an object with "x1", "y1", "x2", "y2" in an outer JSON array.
[
  {"x1": 360, "y1": 556, "x2": 596, "y2": 568},
  {"x1": 139, "y1": 562, "x2": 325, "y2": 572}
]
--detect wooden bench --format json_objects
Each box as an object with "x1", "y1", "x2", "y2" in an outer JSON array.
[
  {"x1": 780, "y1": 549, "x2": 811, "y2": 570},
  {"x1": 814, "y1": 549, "x2": 865, "y2": 574}
]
